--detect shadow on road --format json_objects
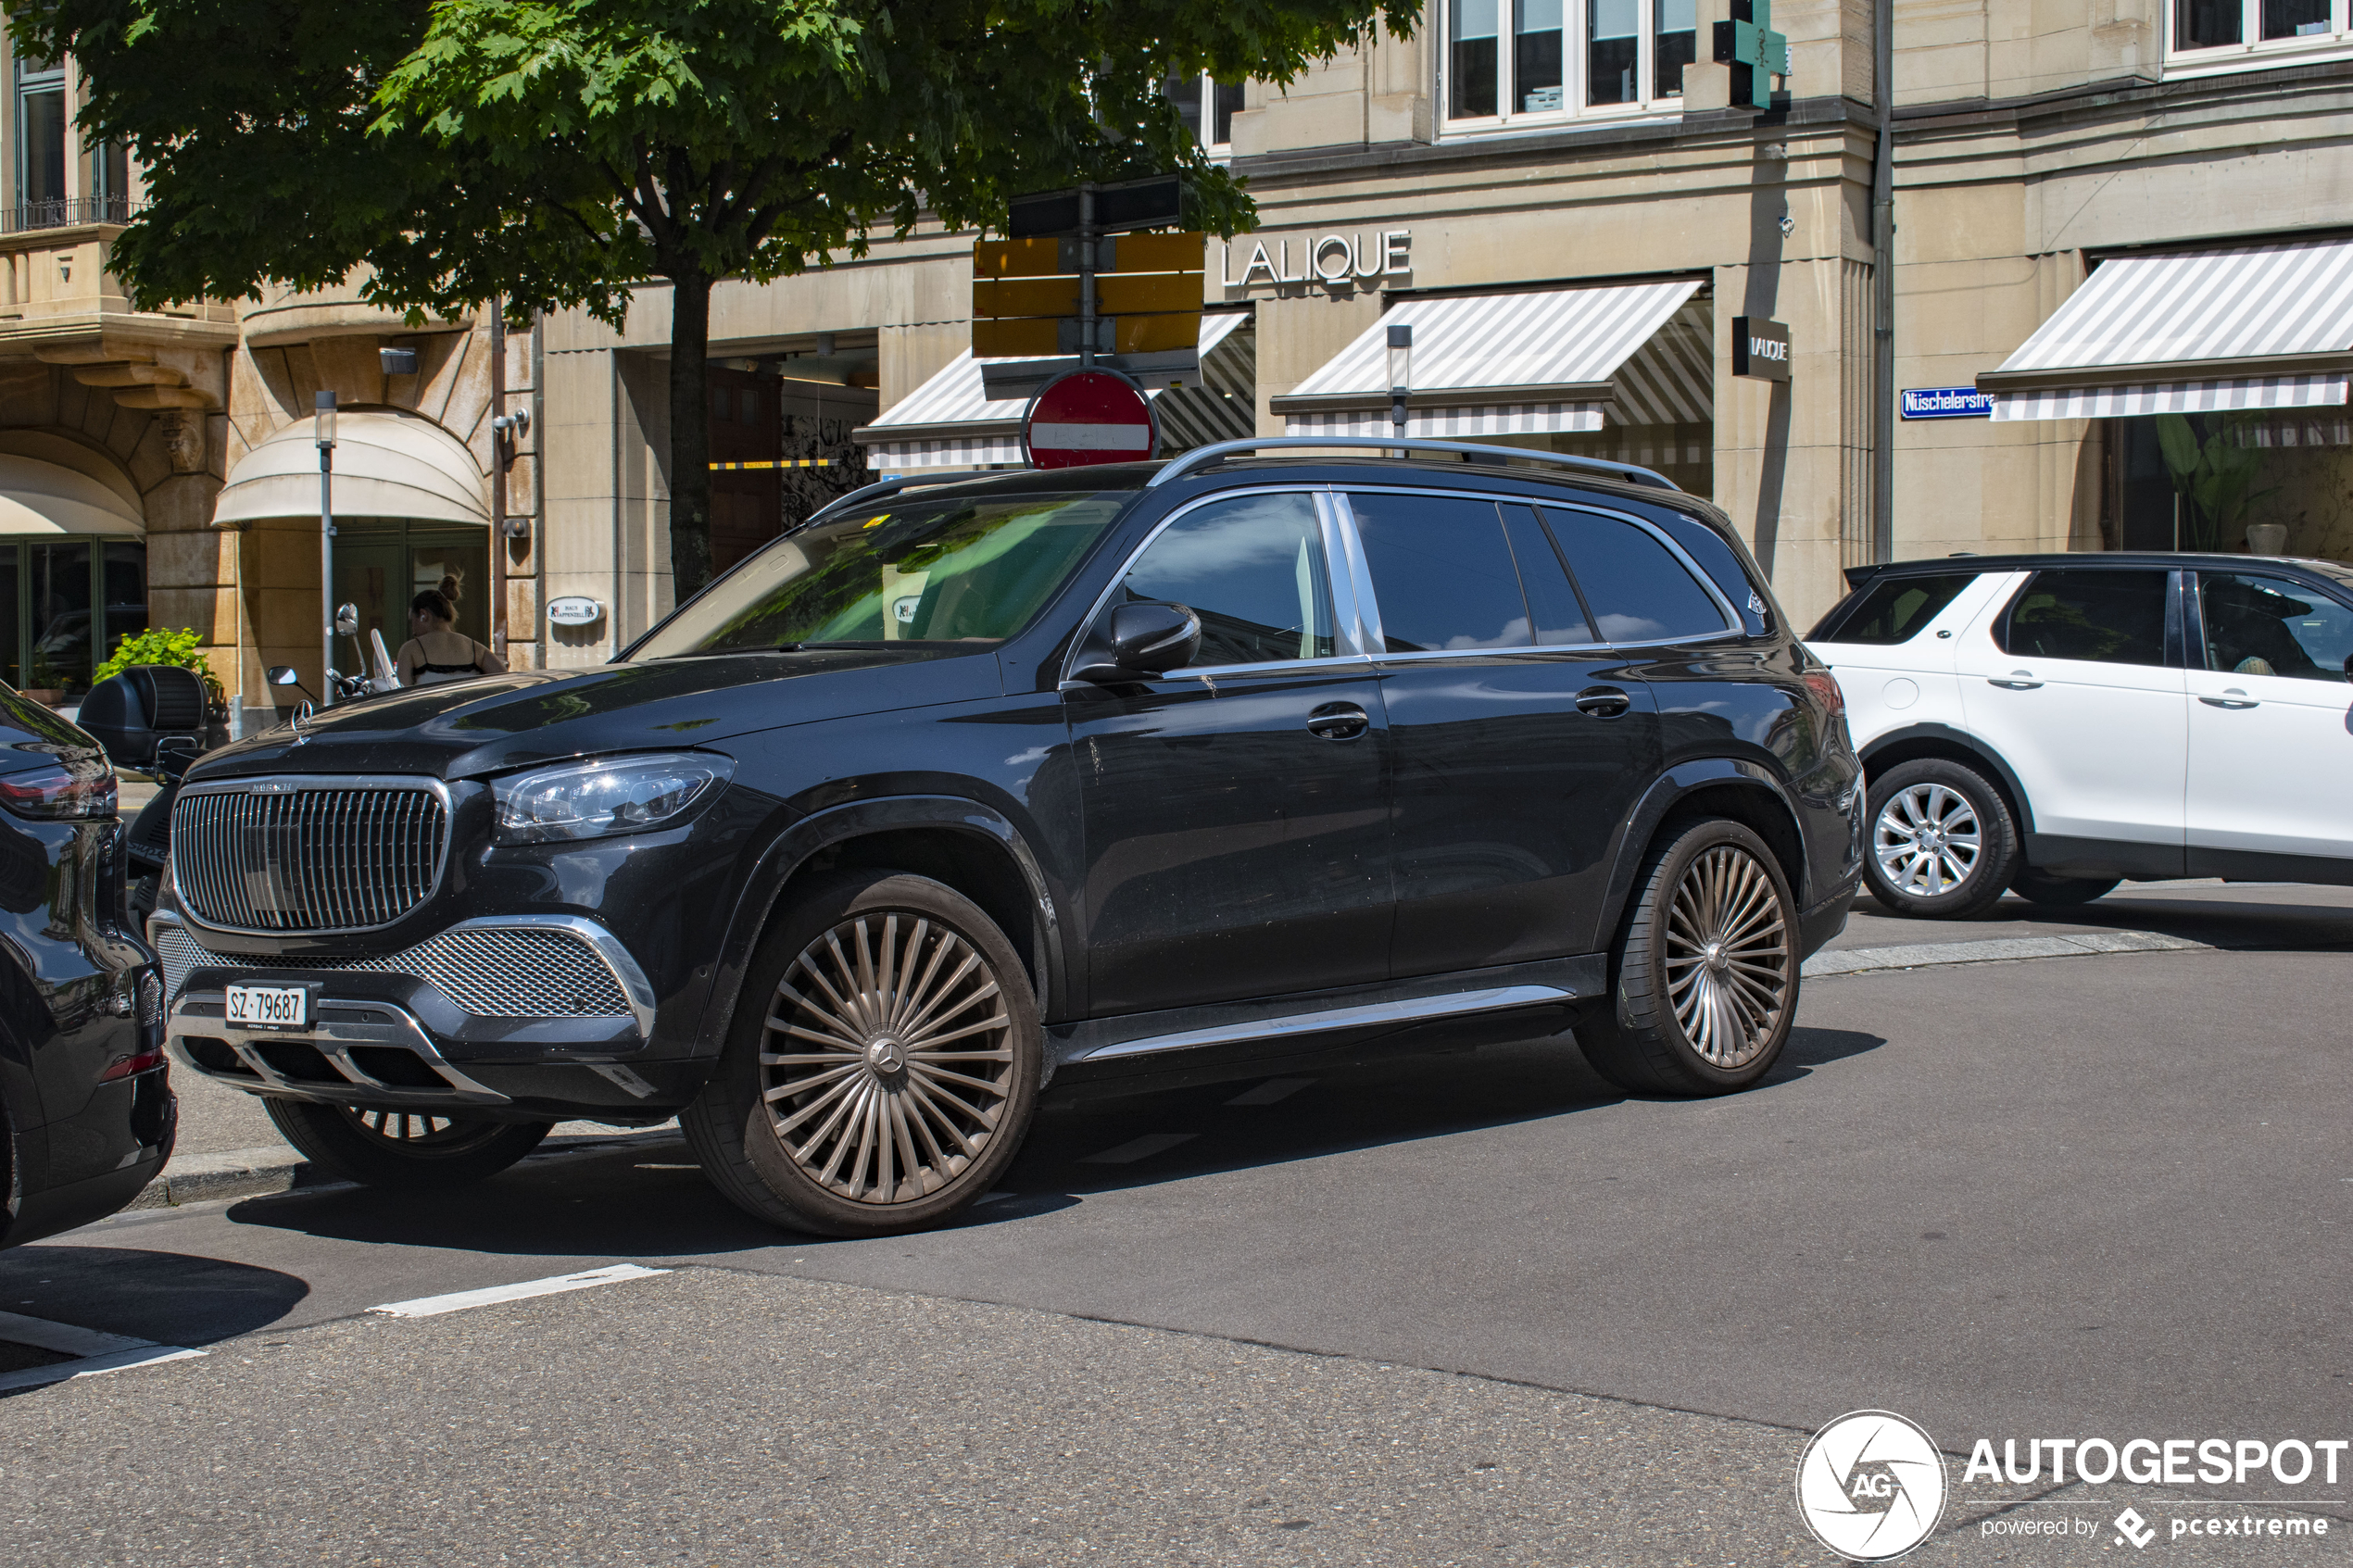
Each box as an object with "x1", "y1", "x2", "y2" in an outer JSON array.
[{"x1": 0, "y1": 1247, "x2": 309, "y2": 1348}]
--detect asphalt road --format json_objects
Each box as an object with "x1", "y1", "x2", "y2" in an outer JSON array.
[{"x1": 4, "y1": 891, "x2": 2348, "y2": 1565}]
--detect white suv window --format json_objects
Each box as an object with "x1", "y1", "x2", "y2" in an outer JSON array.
[
  {"x1": 2199, "y1": 573, "x2": 2353, "y2": 683},
  {"x1": 1997, "y1": 570, "x2": 2170, "y2": 667},
  {"x1": 1820, "y1": 571, "x2": 1980, "y2": 645}
]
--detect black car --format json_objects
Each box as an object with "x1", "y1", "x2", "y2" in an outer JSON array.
[
  {"x1": 0, "y1": 688, "x2": 173, "y2": 1248},
  {"x1": 152, "y1": 438, "x2": 1863, "y2": 1236}
]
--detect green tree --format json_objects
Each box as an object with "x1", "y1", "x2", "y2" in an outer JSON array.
[{"x1": 11, "y1": 1, "x2": 1418, "y2": 597}]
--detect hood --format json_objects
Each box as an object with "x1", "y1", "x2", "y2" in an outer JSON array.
[{"x1": 190, "y1": 646, "x2": 1002, "y2": 783}]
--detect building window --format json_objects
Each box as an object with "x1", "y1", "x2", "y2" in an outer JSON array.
[
  {"x1": 13, "y1": 53, "x2": 68, "y2": 229},
  {"x1": 1162, "y1": 71, "x2": 1244, "y2": 153},
  {"x1": 1443, "y1": 0, "x2": 1692, "y2": 128},
  {"x1": 2169, "y1": 0, "x2": 2348, "y2": 67},
  {"x1": 0, "y1": 537, "x2": 147, "y2": 698}
]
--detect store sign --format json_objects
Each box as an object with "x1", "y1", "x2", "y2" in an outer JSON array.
[
  {"x1": 547, "y1": 596, "x2": 605, "y2": 628},
  {"x1": 1732, "y1": 316, "x2": 1791, "y2": 382},
  {"x1": 1901, "y1": 386, "x2": 1996, "y2": 419},
  {"x1": 1220, "y1": 230, "x2": 1411, "y2": 291}
]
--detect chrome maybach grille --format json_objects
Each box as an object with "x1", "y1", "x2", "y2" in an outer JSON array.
[
  {"x1": 152, "y1": 922, "x2": 635, "y2": 1020},
  {"x1": 172, "y1": 783, "x2": 448, "y2": 933}
]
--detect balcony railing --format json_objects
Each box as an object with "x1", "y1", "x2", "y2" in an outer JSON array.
[{"x1": 2, "y1": 196, "x2": 144, "y2": 234}]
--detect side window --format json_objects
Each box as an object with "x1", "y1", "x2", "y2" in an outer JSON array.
[
  {"x1": 1998, "y1": 570, "x2": 2169, "y2": 666},
  {"x1": 1114, "y1": 491, "x2": 1335, "y2": 667},
  {"x1": 2199, "y1": 573, "x2": 2353, "y2": 683},
  {"x1": 1349, "y1": 492, "x2": 1534, "y2": 653},
  {"x1": 1541, "y1": 508, "x2": 1730, "y2": 644},
  {"x1": 1500, "y1": 506, "x2": 1595, "y2": 645},
  {"x1": 1819, "y1": 572, "x2": 1980, "y2": 646},
  {"x1": 1649, "y1": 511, "x2": 1773, "y2": 635}
]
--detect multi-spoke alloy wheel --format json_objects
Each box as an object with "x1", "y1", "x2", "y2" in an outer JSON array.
[
  {"x1": 1873, "y1": 783, "x2": 1981, "y2": 898},
  {"x1": 1859, "y1": 759, "x2": 2019, "y2": 919},
  {"x1": 1575, "y1": 819, "x2": 1799, "y2": 1096},
  {"x1": 686, "y1": 871, "x2": 1042, "y2": 1237},
  {"x1": 1661, "y1": 843, "x2": 1793, "y2": 1070},
  {"x1": 262, "y1": 1098, "x2": 549, "y2": 1188},
  {"x1": 760, "y1": 912, "x2": 1015, "y2": 1206}
]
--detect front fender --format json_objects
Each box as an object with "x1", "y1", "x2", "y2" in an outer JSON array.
[{"x1": 688, "y1": 796, "x2": 1068, "y2": 1064}]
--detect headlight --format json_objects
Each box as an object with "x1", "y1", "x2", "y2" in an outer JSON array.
[{"x1": 493, "y1": 753, "x2": 732, "y2": 846}]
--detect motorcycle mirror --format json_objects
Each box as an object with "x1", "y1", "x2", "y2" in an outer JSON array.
[
  {"x1": 334, "y1": 603, "x2": 360, "y2": 636},
  {"x1": 268, "y1": 665, "x2": 303, "y2": 686}
]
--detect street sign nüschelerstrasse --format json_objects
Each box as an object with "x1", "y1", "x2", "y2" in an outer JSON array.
[{"x1": 1901, "y1": 387, "x2": 1997, "y2": 419}]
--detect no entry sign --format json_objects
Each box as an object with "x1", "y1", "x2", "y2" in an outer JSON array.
[{"x1": 1022, "y1": 370, "x2": 1157, "y2": 469}]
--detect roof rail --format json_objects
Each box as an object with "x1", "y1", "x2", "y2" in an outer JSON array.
[
  {"x1": 1145, "y1": 436, "x2": 1680, "y2": 492},
  {"x1": 806, "y1": 470, "x2": 1003, "y2": 523}
]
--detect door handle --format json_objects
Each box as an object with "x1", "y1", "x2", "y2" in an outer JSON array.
[
  {"x1": 1987, "y1": 671, "x2": 2044, "y2": 690},
  {"x1": 1575, "y1": 685, "x2": 1633, "y2": 718},
  {"x1": 2198, "y1": 689, "x2": 2259, "y2": 709},
  {"x1": 1305, "y1": 702, "x2": 1370, "y2": 740}
]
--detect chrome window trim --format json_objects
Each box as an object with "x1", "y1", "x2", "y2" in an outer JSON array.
[
  {"x1": 1315, "y1": 491, "x2": 1373, "y2": 659},
  {"x1": 1060, "y1": 483, "x2": 1348, "y2": 684},
  {"x1": 170, "y1": 774, "x2": 459, "y2": 938},
  {"x1": 1334, "y1": 483, "x2": 1744, "y2": 652},
  {"x1": 1327, "y1": 491, "x2": 1386, "y2": 658},
  {"x1": 148, "y1": 908, "x2": 656, "y2": 1040}
]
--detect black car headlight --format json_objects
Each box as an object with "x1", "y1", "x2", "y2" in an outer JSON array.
[{"x1": 492, "y1": 753, "x2": 733, "y2": 846}]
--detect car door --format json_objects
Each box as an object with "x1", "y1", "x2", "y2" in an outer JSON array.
[
  {"x1": 1065, "y1": 488, "x2": 1394, "y2": 1017},
  {"x1": 1345, "y1": 488, "x2": 1661, "y2": 977},
  {"x1": 1954, "y1": 566, "x2": 2186, "y2": 865},
  {"x1": 2184, "y1": 570, "x2": 2353, "y2": 868}
]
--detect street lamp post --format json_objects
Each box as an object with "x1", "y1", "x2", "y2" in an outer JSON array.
[
  {"x1": 1387, "y1": 323, "x2": 1412, "y2": 454},
  {"x1": 315, "y1": 390, "x2": 337, "y2": 705}
]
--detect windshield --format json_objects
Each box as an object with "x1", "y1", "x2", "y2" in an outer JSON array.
[{"x1": 630, "y1": 490, "x2": 1132, "y2": 660}]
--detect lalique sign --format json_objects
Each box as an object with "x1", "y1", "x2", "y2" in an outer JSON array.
[{"x1": 1219, "y1": 230, "x2": 1411, "y2": 290}]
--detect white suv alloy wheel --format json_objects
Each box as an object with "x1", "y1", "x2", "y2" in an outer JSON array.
[{"x1": 1873, "y1": 781, "x2": 1982, "y2": 897}]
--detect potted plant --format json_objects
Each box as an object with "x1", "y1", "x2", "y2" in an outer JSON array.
[{"x1": 19, "y1": 650, "x2": 69, "y2": 708}]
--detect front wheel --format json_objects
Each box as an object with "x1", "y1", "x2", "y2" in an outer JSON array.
[
  {"x1": 1861, "y1": 759, "x2": 2019, "y2": 919},
  {"x1": 1578, "y1": 819, "x2": 1798, "y2": 1096},
  {"x1": 263, "y1": 1099, "x2": 550, "y2": 1188},
  {"x1": 682, "y1": 870, "x2": 1042, "y2": 1237}
]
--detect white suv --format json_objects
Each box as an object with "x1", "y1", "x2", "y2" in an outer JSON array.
[{"x1": 1808, "y1": 554, "x2": 2353, "y2": 918}]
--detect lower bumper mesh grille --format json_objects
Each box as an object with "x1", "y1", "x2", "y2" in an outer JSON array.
[{"x1": 153, "y1": 922, "x2": 635, "y2": 1020}]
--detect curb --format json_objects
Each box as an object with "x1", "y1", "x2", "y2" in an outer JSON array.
[
  {"x1": 1803, "y1": 928, "x2": 2210, "y2": 979},
  {"x1": 128, "y1": 1128, "x2": 688, "y2": 1211}
]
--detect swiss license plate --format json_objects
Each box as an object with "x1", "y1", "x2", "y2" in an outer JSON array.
[{"x1": 224, "y1": 984, "x2": 308, "y2": 1028}]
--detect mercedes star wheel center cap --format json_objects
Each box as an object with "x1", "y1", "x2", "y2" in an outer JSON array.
[{"x1": 866, "y1": 1038, "x2": 907, "y2": 1075}]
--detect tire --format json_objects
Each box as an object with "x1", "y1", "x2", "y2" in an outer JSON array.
[
  {"x1": 1577, "y1": 819, "x2": 1799, "y2": 1097},
  {"x1": 1861, "y1": 759, "x2": 2019, "y2": 920},
  {"x1": 262, "y1": 1099, "x2": 549, "y2": 1188},
  {"x1": 682, "y1": 870, "x2": 1042, "y2": 1238},
  {"x1": 2009, "y1": 866, "x2": 2120, "y2": 907}
]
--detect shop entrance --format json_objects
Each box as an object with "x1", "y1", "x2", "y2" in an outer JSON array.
[
  {"x1": 331, "y1": 519, "x2": 491, "y2": 675},
  {"x1": 2107, "y1": 411, "x2": 2353, "y2": 561}
]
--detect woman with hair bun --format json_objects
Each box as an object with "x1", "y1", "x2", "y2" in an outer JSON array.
[{"x1": 396, "y1": 575, "x2": 507, "y2": 687}]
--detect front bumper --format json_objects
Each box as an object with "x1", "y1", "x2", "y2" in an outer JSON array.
[{"x1": 153, "y1": 910, "x2": 705, "y2": 1119}]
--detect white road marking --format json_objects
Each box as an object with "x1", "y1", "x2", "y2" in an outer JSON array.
[
  {"x1": 369, "y1": 1263, "x2": 671, "y2": 1319},
  {"x1": 1226, "y1": 1078, "x2": 1315, "y2": 1106},
  {"x1": 0, "y1": 1310, "x2": 206, "y2": 1394},
  {"x1": 1079, "y1": 1133, "x2": 1198, "y2": 1165}
]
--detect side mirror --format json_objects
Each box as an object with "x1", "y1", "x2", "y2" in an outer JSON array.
[
  {"x1": 1071, "y1": 601, "x2": 1202, "y2": 684},
  {"x1": 334, "y1": 603, "x2": 359, "y2": 636},
  {"x1": 268, "y1": 665, "x2": 303, "y2": 687}
]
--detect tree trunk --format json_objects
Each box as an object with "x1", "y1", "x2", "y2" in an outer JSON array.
[{"x1": 668, "y1": 269, "x2": 715, "y2": 601}]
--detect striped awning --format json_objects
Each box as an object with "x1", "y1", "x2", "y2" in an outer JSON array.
[
  {"x1": 1981, "y1": 239, "x2": 2353, "y2": 422},
  {"x1": 856, "y1": 311, "x2": 1253, "y2": 471},
  {"x1": 1272, "y1": 280, "x2": 1704, "y2": 439}
]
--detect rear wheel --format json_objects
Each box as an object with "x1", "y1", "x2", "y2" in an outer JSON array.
[
  {"x1": 1578, "y1": 818, "x2": 1798, "y2": 1096},
  {"x1": 2009, "y1": 866, "x2": 2120, "y2": 906},
  {"x1": 263, "y1": 1099, "x2": 549, "y2": 1188},
  {"x1": 1861, "y1": 759, "x2": 2018, "y2": 919},
  {"x1": 682, "y1": 870, "x2": 1041, "y2": 1237}
]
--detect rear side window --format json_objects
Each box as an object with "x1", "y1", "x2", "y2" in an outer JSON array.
[
  {"x1": 1499, "y1": 506, "x2": 1595, "y2": 645},
  {"x1": 1116, "y1": 491, "x2": 1336, "y2": 666},
  {"x1": 1998, "y1": 569, "x2": 2169, "y2": 666},
  {"x1": 1648, "y1": 511, "x2": 1772, "y2": 635},
  {"x1": 1541, "y1": 508, "x2": 1731, "y2": 645},
  {"x1": 1818, "y1": 572, "x2": 1979, "y2": 646},
  {"x1": 1349, "y1": 493, "x2": 1534, "y2": 652}
]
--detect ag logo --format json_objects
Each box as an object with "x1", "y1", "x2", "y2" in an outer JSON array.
[{"x1": 1796, "y1": 1410, "x2": 1948, "y2": 1561}]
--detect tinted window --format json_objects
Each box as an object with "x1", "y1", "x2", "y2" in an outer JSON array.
[
  {"x1": 1541, "y1": 508, "x2": 1730, "y2": 644},
  {"x1": 1650, "y1": 511, "x2": 1771, "y2": 635},
  {"x1": 1998, "y1": 570, "x2": 2168, "y2": 666},
  {"x1": 2199, "y1": 573, "x2": 2353, "y2": 683},
  {"x1": 1820, "y1": 572, "x2": 1978, "y2": 646},
  {"x1": 1350, "y1": 493, "x2": 1533, "y2": 653},
  {"x1": 1116, "y1": 491, "x2": 1335, "y2": 667},
  {"x1": 634, "y1": 491, "x2": 1128, "y2": 658},
  {"x1": 1500, "y1": 506, "x2": 1594, "y2": 645}
]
